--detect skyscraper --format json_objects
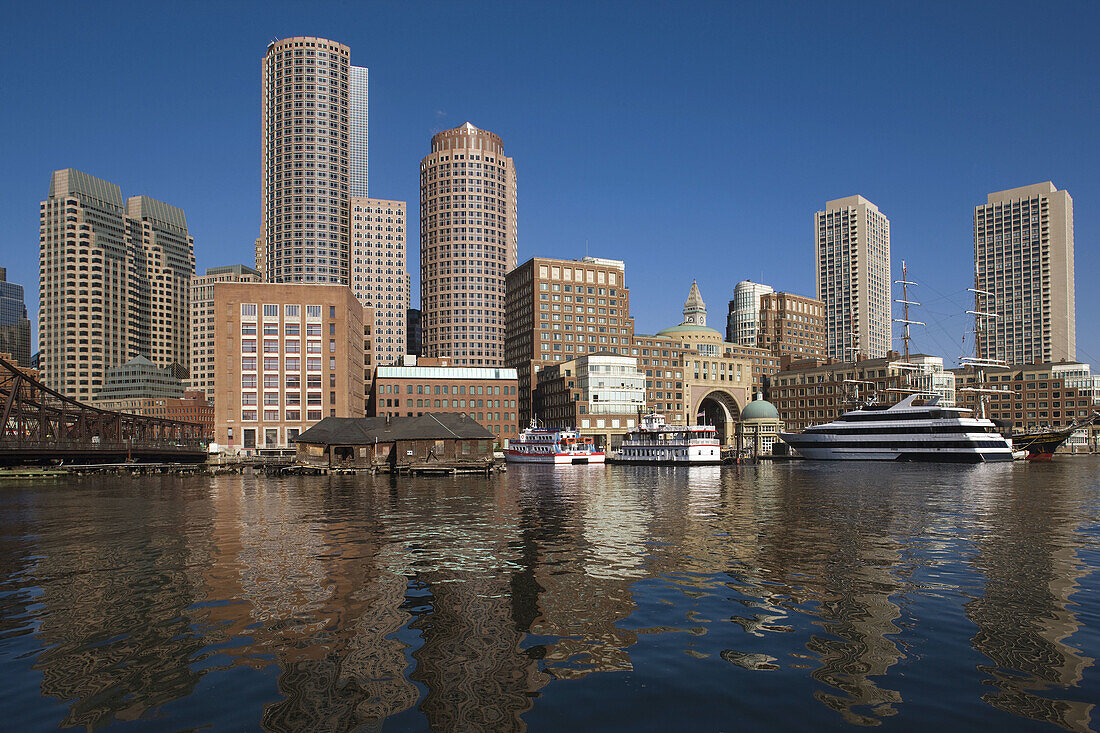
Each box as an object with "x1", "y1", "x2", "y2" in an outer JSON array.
[
  {"x1": 260, "y1": 37, "x2": 364, "y2": 284},
  {"x1": 726, "y1": 280, "x2": 774, "y2": 346},
  {"x1": 973, "y1": 182, "x2": 1075, "y2": 365},
  {"x1": 350, "y1": 197, "x2": 407, "y2": 366},
  {"x1": 0, "y1": 267, "x2": 32, "y2": 367},
  {"x1": 39, "y1": 169, "x2": 194, "y2": 400},
  {"x1": 421, "y1": 122, "x2": 517, "y2": 366},
  {"x1": 815, "y1": 195, "x2": 891, "y2": 360}
]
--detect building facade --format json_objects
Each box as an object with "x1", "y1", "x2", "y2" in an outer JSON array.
[
  {"x1": 39, "y1": 169, "x2": 195, "y2": 401},
  {"x1": 951, "y1": 361, "x2": 1097, "y2": 434},
  {"x1": 815, "y1": 195, "x2": 891, "y2": 360},
  {"x1": 420, "y1": 122, "x2": 517, "y2": 367},
  {"x1": 210, "y1": 282, "x2": 367, "y2": 451},
  {"x1": 973, "y1": 182, "x2": 1075, "y2": 365},
  {"x1": 534, "y1": 353, "x2": 646, "y2": 448},
  {"x1": 350, "y1": 197, "x2": 407, "y2": 366},
  {"x1": 757, "y1": 291, "x2": 826, "y2": 361},
  {"x1": 726, "y1": 280, "x2": 773, "y2": 346},
  {"x1": 0, "y1": 267, "x2": 32, "y2": 367},
  {"x1": 371, "y1": 357, "x2": 518, "y2": 442},
  {"x1": 406, "y1": 308, "x2": 422, "y2": 356},
  {"x1": 91, "y1": 356, "x2": 213, "y2": 437},
  {"x1": 505, "y1": 256, "x2": 634, "y2": 426},
  {"x1": 190, "y1": 265, "x2": 263, "y2": 399},
  {"x1": 260, "y1": 36, "x2": 362, "y2": 284}
]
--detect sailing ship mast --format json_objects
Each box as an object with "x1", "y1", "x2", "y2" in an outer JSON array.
[
  {"x1": 890, "y1": 260, "x2": 926, "y2": 395},
  {"x1": 958, "y1": 259, "x2": 1005, "y2": 418}
]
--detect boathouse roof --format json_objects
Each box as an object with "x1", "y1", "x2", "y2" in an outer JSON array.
[{"x1": 293, "y1": 414, "x2": 494, "y2": 446}]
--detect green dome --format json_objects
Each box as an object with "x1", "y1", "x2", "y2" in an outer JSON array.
[
  {"x1": 741, "y1": 399, "x2": 780, "y2": 421},
  {"x1": 655, "y1": 323, "x2": 722, "y2": 337}
]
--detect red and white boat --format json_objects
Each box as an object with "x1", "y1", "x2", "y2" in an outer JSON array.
[{"x1": 505, "y1": 423, "x2": 606, "y2": 464}]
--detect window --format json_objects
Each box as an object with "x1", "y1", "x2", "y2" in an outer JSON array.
[
  {"x1": 306, "y1": 305, "x2": 322, "y2": 319},
  {"x1": 241, "y1": 303, "x2": 257, "y2": 317},
  {"x1": 285, "y1": 305, "x2": 300, "y2": 318},
  {"x1": 263, "y1": 304, "x2": 278, "y2": 317}
]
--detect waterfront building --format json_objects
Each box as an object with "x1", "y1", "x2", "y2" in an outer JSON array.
[
  {"x1": 260, "y1": 36, "x2": 363, "y2": 284},
  {"x1": 350, "y1": 197, "x2": 407, "y2": 366},
  {"x1": 39, "y1": 169, "x2": 195, "y2": 401},
  {"x1": 974, "y1": 182, "x2": 1075, "y2": 365},
  {"x1": 406, "y1": 308, "x2": 422, "y2": 356},
  {"x1": 0, "y1": 267, "x2": 32, "y2": 367},
  {"x1": 632, "y1": 282, "x2": 759, "y2": 443},
  {"x1": 770, "y1": 351, "x2": 954, "y2": 432},
  {"x1": 815, "y1": 195, "x2": 891, "y2": 360},
  {"x1": 190, "y1": 264, "x2": 262, "y2": 399},
  {"x1": 505, "y1": 256, "x2": 634, "y2": 426},
  {"x1": 420, "y1": 122, "x2": 517, "y2": 367},
  {"x1": 726, "y1": 280, "x2": 773, "y2": 346},
  {"x1": 209, "y1": 282, "x2": 367, "y2": 452},
  {"x1": 533, "y1": 352, "x2": 646, "y2": 448},
  {"x1": 371, "y1": 356, "x2": 518, "y2": 441},
  {"x1": 736, "y1": 397, "x2": 784, "y2": 456},
  {"x1": 757, "y1": 291, "x2": 826, "y2": 361}
]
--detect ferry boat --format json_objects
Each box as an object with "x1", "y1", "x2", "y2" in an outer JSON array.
[
  {"x1": 609, "y1": 413, "x2": 722, "y2": 465},
  {"x1": 504, "y1": 423, "x2": 606, "y2": 464},
  {"x1": 779, "y1": 393, "x2": 1012, "y2": 462}
]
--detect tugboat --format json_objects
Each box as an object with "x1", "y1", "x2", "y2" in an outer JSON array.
[
  {"x1": 504, "y1": 421, "x2": 605, "y2": 464},
  {"x1": 609, "y1": 413, "x2": 722, "y2": 465}
]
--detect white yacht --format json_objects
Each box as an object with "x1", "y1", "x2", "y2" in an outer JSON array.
[
  {"x1": 610, "y1": 413, "x2": 722, "y2": 465},
  {"x1": 778, "y1": 394, "x2": 1012, "y2": 462},
  {"x1": 505, "y1": 424, "x2": 606, "y2": 464}
]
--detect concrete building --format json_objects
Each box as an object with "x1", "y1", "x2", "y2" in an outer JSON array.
[
  {"x1": 420, "y1": 122, "x2": 517, "y2": 367},
  {"x1": 973, "y1": 182, "x2": 1075, "y2": 365},
  {"x1": 815, "y1": 195, "x2": 891, "y2": 360},
  {"x1": 371, "y1": 357, "x2": 518, "y2": 442},
  {"x1": 505, "y1": 256, "x2": 634, "y2": 426},
  {"x1": 350, "y1": 197, "x2": 407, "y2": 366},
  {"x1": 38, "y1": 169, "x2": 195, "y2": 401},
  {"x1": 190, "y1": 264, "x2": 262, "y2": 399},
  {"x1": 260, "y1": 36, "x2": 363, "y2": 284},
  {"x1": 757, "y1": 291, "x2": 826, "y2": 361},
  {"x1": 0, "y1": 267, "x2": 32, "y2": 367},
  {"x1": 209, "y1": 282, "x2": 367, "y2": 452},
  {"x1": 533, "y1": 353, "x2": 646, "y2": 448},
  {"x1": 726, "y1": 280, "x2": 773, "y2": 346}
]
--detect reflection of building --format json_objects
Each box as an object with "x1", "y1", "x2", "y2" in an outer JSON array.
[
  {"x1": 0, "y1": 267, "x2": 31, "y2": 367},
  {"x1": 39, "y1": 169, "x2": 195, "y2": 400},
  {"x1": 350, "y1": 197, "x2": 408, "y2": 366},
  {"x1": 815, "y1": 195, "x2": 891, "y2": 360},
  {"x1": 974, "y1": 182, "x2": 1075, "y2": 365},
  {"x1": 190, "y1": 265, "x2": 262, "y2": 399},
  {"x1": 421, "y1": 123, "x2": 517, "y2": 367},
  {"x1": 210, "y1": 282, "x2": 367, "y2": 451},
  {"x1": 505, "y1": 256, "x2": 635, "y2": 425},
  {"x1": 534, "y1": 352, "x2": 645, "y2": 448}
]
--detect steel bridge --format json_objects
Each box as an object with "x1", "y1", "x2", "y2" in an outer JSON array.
[{"x1": 0, "y1": 355, "x2": 208, "y2": 465}]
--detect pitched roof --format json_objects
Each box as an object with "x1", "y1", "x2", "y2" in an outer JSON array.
[{"x1": 293, "y1": 413, "x2": 494, "y2": 445}]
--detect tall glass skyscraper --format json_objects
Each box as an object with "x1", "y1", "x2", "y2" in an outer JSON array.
[
  {"x1": 349, "y1": 65, "x2": 369, "y2": 198},
  {"x1": 0, "y1": 267, "x2": 31, "y2": 368}
]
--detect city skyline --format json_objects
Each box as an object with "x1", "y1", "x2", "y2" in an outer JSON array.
[{"x1": 2, "y1": 2, "x2": 1098, "y2": 367}]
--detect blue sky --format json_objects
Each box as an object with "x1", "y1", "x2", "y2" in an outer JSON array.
[{"x1": 1, "y1": 1, "x2": 1097, "y2": 364}]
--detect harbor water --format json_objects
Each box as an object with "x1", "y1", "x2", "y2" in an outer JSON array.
[{"x1": 2, "y1": 459, "x2": 1099, "y2": 731}]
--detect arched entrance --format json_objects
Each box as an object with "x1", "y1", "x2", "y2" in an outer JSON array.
[{"x1": 696, "y1": 391, "x2": 741, "y2": 446}]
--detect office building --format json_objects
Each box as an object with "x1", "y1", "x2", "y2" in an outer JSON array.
[
  {"x1": 420, "y1": 122, "x2": 517, "y2": 366},
  {"x1": 39, "y1": 169, "x2": 194, "y2": 401},
  {"x1": 815, "y1": 195, "x2": 891, "y2": 360},
  {"x1": 406, "y1": 308, "x2": 422, "y2": 356},
  {"x1": 757, "y1": 291, "x2": 826, "y2": 360},
  {"x1": 973, "y1": 182, "x2": 1075, "y2": 365},
  {"x1": 371, "y1": 356, "x2": 518, "y2": 441},
  {"x1": 210, "y1": 282, "x2": 367, "y2": 451},
  {"x1": 534, "y1": 353, "x2": 646, "y2": 448},
  {"x1": 505, "y1": 256, "x2": 634, "y2": 425},
  {"x1": 260, "y1": 36, "x2": 363, "y2": 284},
  {"x1": 0, "y1": 267, "x2": 32, "y2": 367},
  {"x1": 726, "y1": 280, "x2": 773, "y2": 345},
  {"x1": 351, "y1": 197, "x2": 407, "y2": 366},
  {"x1": 190, "y1": 264, "x2": 262, "y2": 399}
]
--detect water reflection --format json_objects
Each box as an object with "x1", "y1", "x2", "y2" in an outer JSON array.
[{"x1": 0, "y1": 460, "x2": 1096, "y2": 731}]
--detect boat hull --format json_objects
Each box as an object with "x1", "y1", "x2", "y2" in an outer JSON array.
[
  {"x1": 504, "y1": 450, "x2": 606, "y2": 464},
  {"x1": 779, "y1": 435, "x2": 1013, "y2": 463}
]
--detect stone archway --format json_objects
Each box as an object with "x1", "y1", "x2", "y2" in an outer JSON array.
[{"x1": 696, "y1": 390, "x2": 742, "y2": 446}]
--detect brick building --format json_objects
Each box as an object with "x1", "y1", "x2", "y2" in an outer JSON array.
[{"x1": 533, "y1": 352, "x2": 646, "y2": 448}]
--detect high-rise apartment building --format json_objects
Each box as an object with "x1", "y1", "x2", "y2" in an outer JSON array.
[
  {"x1": 974, "y1": 182, "x2": 1075, "y2": 365},
  {"x1": 39, "y1": 169, "x2": 194, "y2": 401},
  {"x1": 757, "y1": 291, "x2": 826, "y2": 361},
  {"x1": 351, "y1": 197, "x2": 407, "y2": 366},
  {"x1": 421, "y1": 122, "x2": 517, "y2": 366},
  {"x1": 0, "y1": 267, "x2": 32, "y2": 367},
  {"x1": 261, "y1": 37, "x2": 363, "y2": 284},
  {"x1": 815, "y1": 195, "x2": 891, "y2": 360},
  {"x1": 505, "y1": 256, "x2": 633, "y2": 425},
  {"x1": 726, "y1": 280, "x2": 773, "y2": 346},
  {"x1": 190, "y1": 264, "x2": 262, "y2": 398}
]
